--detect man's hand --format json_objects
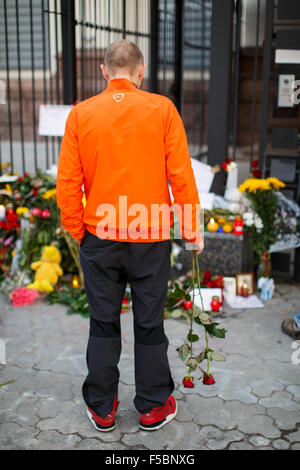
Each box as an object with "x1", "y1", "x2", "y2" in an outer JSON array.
[{"x1": 189, "y1": 237, "x2": 204, "y2": 256}]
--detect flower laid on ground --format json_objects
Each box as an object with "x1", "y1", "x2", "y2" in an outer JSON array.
[
  {"x1": 239, "y1": 178, "x2": 271, "y2": 193},
  {"x1": 42, "y1": 189, "x2": 57, "y2": 200},
  {"x1": 16, "y1": 207, "x2": 29, "y2": 217},
  {"x1": 11, "y1": 287, "x2": 39, "y2": 307},
  {"x1": 41, "y1": 209, "x2": 51, "y2": 219}
]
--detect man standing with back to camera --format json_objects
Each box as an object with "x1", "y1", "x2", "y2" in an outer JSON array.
[{"x1": 57, "y1": 39, "x2": 203, "y2": 432}]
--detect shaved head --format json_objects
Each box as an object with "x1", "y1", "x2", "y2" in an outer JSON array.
[{"x1": 104, "y1": 39, "x2": 144, "y2": 76}]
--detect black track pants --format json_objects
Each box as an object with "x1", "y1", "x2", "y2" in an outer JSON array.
[{"x1": 80, "y1": 230, "x2": 174, "y2": 418}]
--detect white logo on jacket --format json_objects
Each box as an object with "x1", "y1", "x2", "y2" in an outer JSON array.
[{"x1": 113, "y1": 93, "x2": 125, "y2": 103}]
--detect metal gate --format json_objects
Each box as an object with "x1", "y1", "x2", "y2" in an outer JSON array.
[{"x1": 0, "y1": 0, "x2": 214, "y2": 175}]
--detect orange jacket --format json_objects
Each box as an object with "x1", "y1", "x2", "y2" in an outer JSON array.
[{"x1": 57, "y1": 78, "x2": 200, "y2": 243}]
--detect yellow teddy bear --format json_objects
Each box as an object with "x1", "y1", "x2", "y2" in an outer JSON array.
[{"x1": 27, "y1": 245, "x2": 63, "y2": 293}]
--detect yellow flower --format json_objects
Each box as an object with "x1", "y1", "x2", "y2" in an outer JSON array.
[
  {"x1": 42, "y1": 189, "x2": 57, "y2": 200},
  {"x1": 16, "y1": 207, "x2": 29, "y2": 216},
  {"x1": 5, "y1": 184, "x2": 12, "y2": 194},
  {"x1": 11, "y1": 250, "x2": 15, "y2": 257},
  {"x1": 266, "y1": 177, "x2": 285, "y2": 191},
  {"x1": 239, "y1": 178, "x2": 271, "y2": 193}
]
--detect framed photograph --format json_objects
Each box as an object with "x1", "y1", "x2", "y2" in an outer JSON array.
[
  {"x1": 223, "y1": 277, "x2": 236, "y2": 299},
  {"x1": 235, "y1": 273, "x2": 255, "y2": 296}
]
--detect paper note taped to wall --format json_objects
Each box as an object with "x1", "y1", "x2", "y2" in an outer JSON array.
[{"x1": 39, "y1": 105, "x2": 73, "y2": 137}]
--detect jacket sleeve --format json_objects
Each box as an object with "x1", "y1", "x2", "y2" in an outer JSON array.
[
  {"x1": 164, "y1": 100, "x2": 201, "y2": 244},
  {"x1": 56, "y1": 108, "x2": 85, "y2": 242}
]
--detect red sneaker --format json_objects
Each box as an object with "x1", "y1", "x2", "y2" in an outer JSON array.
[
  {"x1": 139, "y1": 396, "x2": 177, "y2": 431},
  {"x1": 87, "y1": 396, "x2": 119, "y2": 432}
]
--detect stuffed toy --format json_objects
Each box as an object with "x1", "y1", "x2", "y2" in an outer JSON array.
[{"x1": 27, "y1": 245, "x2": 63, "y2": 293}]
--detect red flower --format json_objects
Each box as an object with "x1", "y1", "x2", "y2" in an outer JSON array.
[
  {"x1": 11, "y1": 287, "x2": 39, "y2": 307},
  {"x1": 18, "y1": 176, "x2": 24, "y2": 183},
  {"x1": 252, "y1": 168, "x2": 262, "y2": 178},
  {"x1": 183, "y1": 300, "x2": 193, "y2": 310},
  {"x1": 207, "y1": 281, "x2": 215, "y2": 288},
  {"x1": 252, "y1": 159, "x2": 259, "y2": 168},
  {"x1": 41, "y1": 209, "x2": 51, "y2": 219},
  {"x1": 221, "y1": 162, "x2": 228, "y2": 171},
  {"x1": 182, "y1": 376, "x2": 195, "y2": 388},
  {"x1": 203, "y1": 374, "x2": 215, "y2": 385},
  {"x1": 202, "y1": 270, "x2": 211, "y2": 285},
  {"x1": 23, "y1": 172, "x2": 29, "y2": 178},
  {"x1": 213, "y1": 275, "x2": 224, "y2": 289},
  {"x1": 32, "y1": 208, "x2": 42, "y2": 217},
  {"x1": 32, "y1": 187, "x2": 39, "y2": 197}
]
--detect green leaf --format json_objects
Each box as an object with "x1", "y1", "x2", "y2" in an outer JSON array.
[
  {"x1": 169, "y1": 308, "x2": 184, "y2": 319},
  {"x1": 185, "y1": 357, "x2": 197, "y2": 371},
  {"x1": 211, "y1": 352, "x2": 226, "y2": 361},
  {"x1": 199, "y1": 313, "x2": 211, "y2": 324},
  {"x1": 176, "y1": 344, "x2": 190, "y2": 362},
  {"x1": 195, "y1": 349, "x2": 206, "y2": 363},
  {"x1": 205, "y1": 323, "x2": 227, "y2": 339},
  {"x1": 187, "y1": 330, "x2": 199, "y2": 343}
]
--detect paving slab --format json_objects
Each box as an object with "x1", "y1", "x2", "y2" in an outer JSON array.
[{"x1": 1, "y1": 283, "x2": 300, "y2": 450}]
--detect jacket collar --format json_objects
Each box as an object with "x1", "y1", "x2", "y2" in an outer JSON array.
[{"x1": 106, "y1": 78, "x2": 138, "y2": 92}]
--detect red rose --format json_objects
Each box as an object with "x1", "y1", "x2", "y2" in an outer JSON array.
[
  {"x1": 32, "y1": 208, "x2": 42, "y2": 217},
  {"x1": 18, "y1": 176, "x2": 24, "y2": 183},
  {"x1": 207, "y1": 281, "x2": 215, "y2": 288},
  {"x1": 221, "y1": 162, "x2": 228, "y2": 171},
  {"x1": 33, "y1": 187, "x2": 39, "y2": 197},
  {"x1": 203, "y1": 373, "x2": 215, "y2": 385},
  {"x1": 227, "y1": 158, "x2": 233, "y2": 163},
  {"x1": 182, "y1": 376, "x2": 195, "y2": 388},
  {"x1": 252, "y1": 168, "x2": 262, "y2": 178},
  {"x1": 183, "y1": 300, "x2": 193, "y2": 310},
  {"x1": 41, "y1": 209, "x2": 51, "y2": 219},
  {"x1": 122, "y1": 297, "x2": 129, "y2": 305},
  {"x1": 23, "y1": 172, "x2": 29, "y2": 178},
  {"x1": 252, "y1": 159, "x2": 259, "y2": 168},
  {"x1": 203, "y1": 270, "x2": 211, "y2": 284}
]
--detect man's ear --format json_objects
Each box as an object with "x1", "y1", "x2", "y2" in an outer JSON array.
[
  {"x1": 138, "y1": 63, "x2": 147, "y2": 80},
  {"x1": 101, "y1": 64, "x2": 110, "y2": 81}
]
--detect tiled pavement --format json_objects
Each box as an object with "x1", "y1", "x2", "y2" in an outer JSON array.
[{"x1": 0, "y1": 284, "x2": 299, "y2": 450}]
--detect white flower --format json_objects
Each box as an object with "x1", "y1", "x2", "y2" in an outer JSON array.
[
  {"x1": 227, "y1": 161, "x2": 237, "y2": 171},
  {"x1": 254, "y1": 214, "x2": 263, "y2": 231},
  {"x1": 243, "y1": 211, "x2": 254, "y2": 227}
]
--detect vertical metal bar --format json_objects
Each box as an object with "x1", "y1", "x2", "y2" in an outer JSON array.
[
  {"x1": 29, "y1": 0, "x2": 38, "y2": 171},
  {"x1": 15, "y1": 0, "x2": 26, "y2": 173},
  {"x1": 81, "y1": 0, "x2": 85, "y2": 101},
  {"x1": 163, "y1": 0, "x2": 167, "y2": 95},
  {"x1": 150, "y1": 0, "x2": 159, "y2": 93},
  {"x1": 232, "y1": 0, "x2": 242, "y2": 161},
  {"x1": 199, "y1": 0, "x2": 205, "y2": 155},
  {"x1": 54, "y1": 0, "x2": 62, "y2": 150},
  {"x1": 174, "y1": 0, "x2": 184, "y2": 114},
  {"x1": 47, "y1": 0, "x2": 56, "y2": 164},
  {"x1": 123, "y1": 0, "x2": 126, "y2": 39},
  {"x1": 41, "y1": 0, "x2": 49, "y2": 170},
  {"x1": 61, "y1": 0, "x2": 77, "y2": 105},
  {"x1": 3, "y1": 0, "x2": 14, "y2": 172},
  {"x1": 94, "y1": 0, "x2": 98, "y2": 94},
  {"x1": 207, "y1": 0, "x2": 234, "y2": 193},
  {"x1": 250, "y1": 0, "x2": 260, "y2": 166},
  {"x1": 258, "y1": 0, "x2": 275, "y2": 168}
]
